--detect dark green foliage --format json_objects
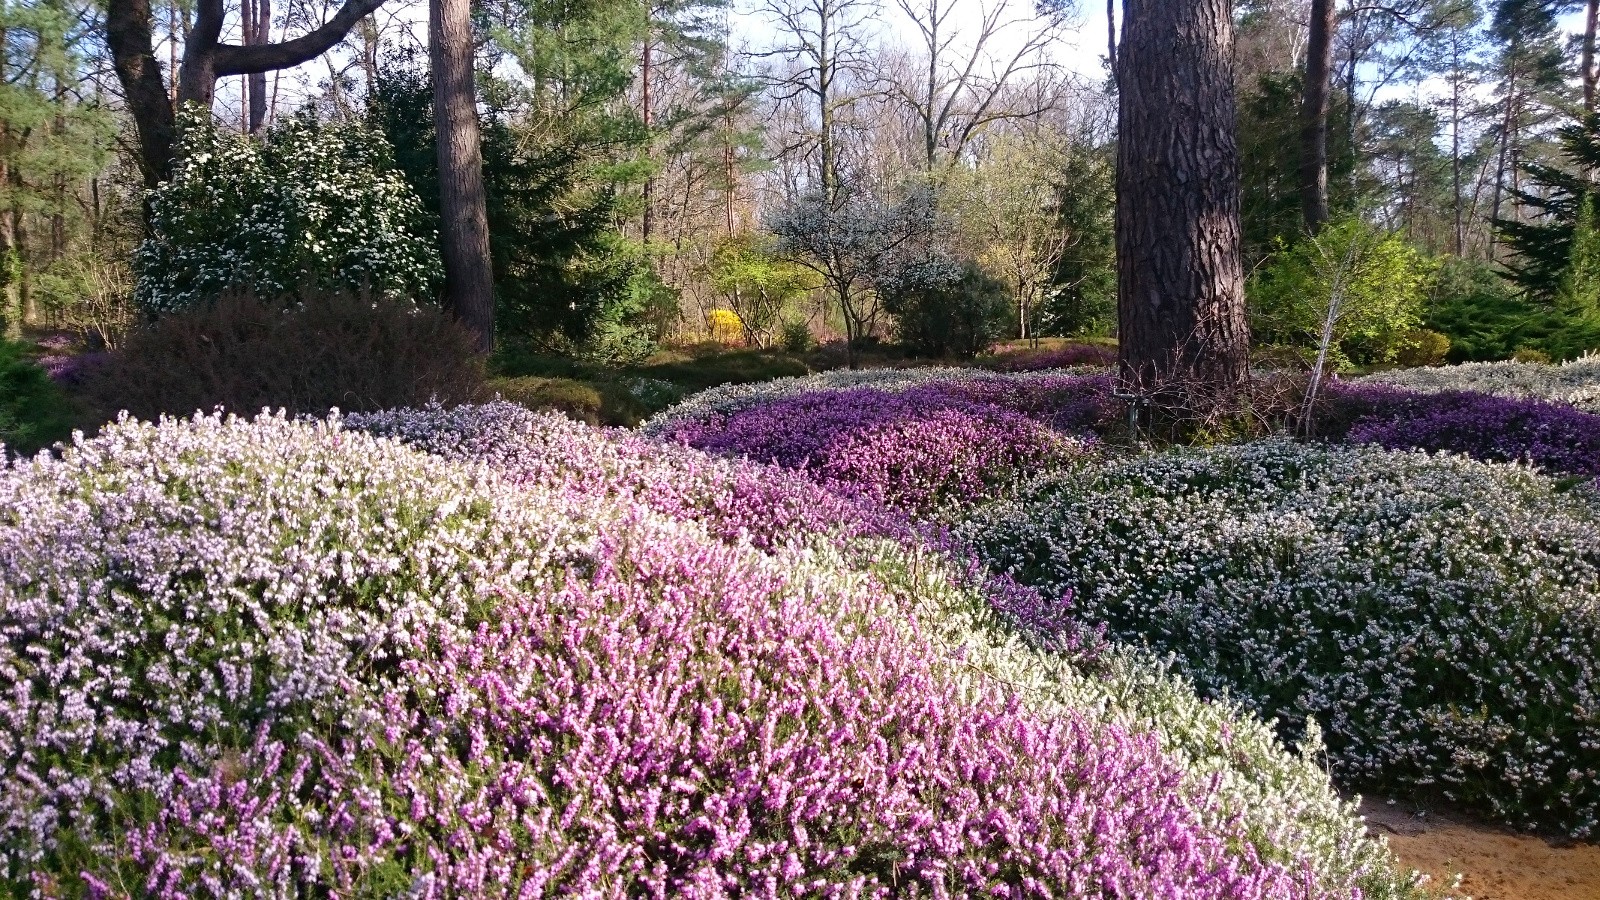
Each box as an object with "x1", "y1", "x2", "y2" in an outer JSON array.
[
  {"x1": 1044, "y1": 144, "x2": 1116, "y2": 336},
  {"x1": 368, "y1": 66, "x2": 638, "y2": 350},
  {"x1": 1425, "y1": 257, "x2": 1554, "y2": 360},
  {"x1": 0, "y1": 340, "x2": 73, "y2": 456},
  {"x1": 1236, "y1": 73, "x2": 1358, "y2": 264},
  {"x1": 1497, "y1": 114, "x2": 1600, "y2": 303},
  {"x1": 882, "y1": 260, "x2": 1011, "y2": 359},
  {"x1": 73, "y1": 291, "x2": 486, "y2": 424}
]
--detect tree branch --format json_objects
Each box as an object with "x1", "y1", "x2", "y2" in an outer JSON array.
[{"x1": 214, "y1": 0, "x2": 388, "y2": 76}]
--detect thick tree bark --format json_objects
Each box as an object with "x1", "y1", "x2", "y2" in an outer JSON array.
[
  {"x1": 106, "y1": 0, "x2": 176, "y2": 190},
  {"x1": 431, "y1": 0, "x2": 495, "y2": 353},
  {"x1": 1115, "y1": 0, "x2": 1249, "y2": 396},
  {"x1": 106, "y1": 0, "x2": 388, "y2": 188},
  {"x1": 1300, "y1": 0, "x2": 1334, "y2": 232}
]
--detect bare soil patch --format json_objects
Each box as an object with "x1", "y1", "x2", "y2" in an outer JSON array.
[{"x1": 1361, "y1": 797, "x2": 1600, "y2": 900}]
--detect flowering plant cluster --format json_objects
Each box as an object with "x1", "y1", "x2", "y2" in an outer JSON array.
[
  {"x1": 0, "y1": 411, "x2": 1427, "y2": 896},
  {"x1": 1354, "y1": 354, "x2": 1600, "y2": 413},
  {"x1": 963, "y1": 440, "x2": 1600, "y2": 838},
  {"x1": 642, "y1": 366, "x2": 1108, "y2": 434},
  {"x1": 1321, "y1": 382, "x2": 1600, "y2": 478},
  {"x1": 654, "y1": 376, "x2": 1113, "y2": 513},
  {"x1": 347, "y1": 401, "x2": 905, "y2": 550},
  {"x1": 134, "y1": 109, "x2": 440, "y2": 314}
]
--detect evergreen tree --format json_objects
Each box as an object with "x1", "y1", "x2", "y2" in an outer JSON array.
[
  {"x1": 369, "y1": 67, "x2": 637, "y2": 353},
  {"x1": 1497, "y1": 112, "x2": 1600, "y2": 300}
]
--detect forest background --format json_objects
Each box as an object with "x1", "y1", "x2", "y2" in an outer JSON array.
[{"x1": 4, "y1": 0, "x2": 1600, "y2": 387}]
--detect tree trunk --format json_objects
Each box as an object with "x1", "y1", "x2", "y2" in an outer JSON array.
[
  {"x1": 107, "y1": 0, "x2": 389, "y2": 189},
  {"x1": 1115, "y1": 0, "x2": 1248, "y2": 398},
  {"x1": 431, "y1": 0, "x2": 495, "y2": 353},
  {"x1": 106, "y1": 0, "x2": 176, "y2": 190},
  {"x1": 1585, "y1": 0, "x2": 1598, "y2": 114},
  {"x1": 247, "y1": 0, "x2": 271, "y2": 133},
  {"x1": 1300, "y1": 0, "x2": 1334, "y2": 233}
]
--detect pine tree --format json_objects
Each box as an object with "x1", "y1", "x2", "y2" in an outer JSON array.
[{"x1": 1498, "y1": 113, "x2": 1600, "y2": 301}]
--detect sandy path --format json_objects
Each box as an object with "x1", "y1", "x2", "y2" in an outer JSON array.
[{"x1": 1360, "y1": 797, "x2": 1600, "y2": 900}]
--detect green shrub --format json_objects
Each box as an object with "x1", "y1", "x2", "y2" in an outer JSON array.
[
  {"x1": 637, "y1": 349, "x2": 810, "y2": 392},
  {"x1": 75, "y1": 291, "x2": 485, "y2": 424},
  {"x1": 135, "y1": 110, "x2": 439, "y2": 315},
  {"x1": 1248, "y1": 220, "x2": 1437, "y2": 368},
  {"x1": 1393, "y1": 328, "x2": 1451, "y2": 367},
  {"x1": 490, "y1": 376, "x2": 606, "y2": 424},
  {"x1": 880, "y1": 258, "x2": 1011, "y2": 358},
  {"x1": 0, "y1": 340, "x2": 73, "y2": 456},
  {"x1": 1513, "y1": 347, "x2": 1553, "y2": 363},
  {"x1": 779, "y1": 319, "x2": 815, "y2": 353}
]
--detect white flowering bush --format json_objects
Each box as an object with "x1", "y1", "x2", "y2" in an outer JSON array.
[
  {"x1": 134, "y1": 109, "x2": 440, "y2": 314},
  {"x1": 963, "y1": 441, "x2": 1600, "y2": 838},
  {"x1": 1355, "y1": 354, "x2": 1600, "y2": 413},
  {"x1": 0, "y1": 409, "x2": 1439, "y2": 896}
]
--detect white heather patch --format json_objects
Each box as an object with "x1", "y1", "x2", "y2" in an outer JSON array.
[
  {"x1": 0, "y1": 412, "x2": 598, "y2": 871},
  {"x1": 962, "y1": 440, "x2": 1600, "y2": 839},
  {"x1": 1355, "y1": 354, "x2": 1600, "y2": 412}
]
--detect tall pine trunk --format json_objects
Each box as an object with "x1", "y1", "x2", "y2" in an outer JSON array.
[
  {"x1": 1115, "y1": 0, "x2": 1248, "y2": 401},
  {"x1": 431, "y1": 0, "x2": 494, "y2": 352},
  {"x1": 1300, "y1": 0, "x2": 1335, "y2": 232}
]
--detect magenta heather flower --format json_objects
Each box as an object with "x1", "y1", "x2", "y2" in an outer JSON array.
[
  {"x1": 0, "y1": 412, "x2": 1361, "y2": 896},
  {"x1": 1321, "y1": 382, "x2": 1600, "y2": 478},
  {"x1": 659, "y1": 378, "x2": 1111, "y2": 512}
]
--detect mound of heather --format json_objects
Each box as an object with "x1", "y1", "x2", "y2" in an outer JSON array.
[
  {"x1": 3, "y1": 411, "x2": 1341, "y2": 897},
  {"x1": 1322, "y1": 381, "x2": 1600, "y2": 478},
  {"x1": 655, "y1": 375, "x2": 1111, "y2": 513},
  {"x1": 966, "y1": 440, "x2": 1600, "y2": 838}
]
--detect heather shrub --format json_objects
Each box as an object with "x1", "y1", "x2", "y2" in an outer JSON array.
[
  {"x1": 964, "y1": 441, "x2": 1600, "y2": 838},
  {"x1": 658, "y1": 378, "x2": 1111, "y2": 513},
  {"x1": 0, "y1": 339, "x2": 74, "y2": 457},
  {"x1": 1320, "y1": 382, "x2": 1600, "y2": 478},
  {"x1": 1355, "y1": 353, "x2": 1600, "y2": 413},
  {"x1": 135, "y1": 110, "x2": 439, "y2": 315},
  {"x1": 0, "y1": 411, "x2": 1354, "y2": 896},
  {"x1": 348, "y1": 401, "x2": 904, "y2": 550},
  {"x1": 74, "y1": 291, "x2": 485, "y2": 423},
  {"x1": 643, "y1": 366, "x2": 1111, "y2": 434}
]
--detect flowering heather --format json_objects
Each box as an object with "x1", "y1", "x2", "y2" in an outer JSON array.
[
  {"x1": 658, "y1": 378, "x2": 1112, "y2": 513},
  {"x1": 1355, "y1": 354, "x2": 1600, "y2": 413},
  {"x1": 641, "y1": 366, "x2": 1110, "y2": 435},
  {"x1": 0, "y1": 412, "x2": 1382, "y2": 896},
  {"x1": 348, "y1": 401, "x2": 906, "y2": 549},
  {"x1": 37, "y1": 351, "x2": 110, "y2": 387},
  {"x1": 965, "y1": 441, "x2": 1600, "y2": 838},
  {"x1": 1320, "y1": 382, "x2": 1600, "y2": 478}
]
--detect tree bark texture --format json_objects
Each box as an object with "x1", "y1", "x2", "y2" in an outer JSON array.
[
  {"x1": 106, "y1": 0, "x2": 175, "y2": 189},
  {"x1": 431, "y1": 0, "x2": 495, "y2": 353},
  {"x1": 1115, "y1": 0, "x2": 1249, "y2": 394},
  {"x1": 1300, "y1": 0, "x2": 1334, "y2": 232},
  {"x1": 106, "y1": 0, "x2": 388, "y2": 188}
]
